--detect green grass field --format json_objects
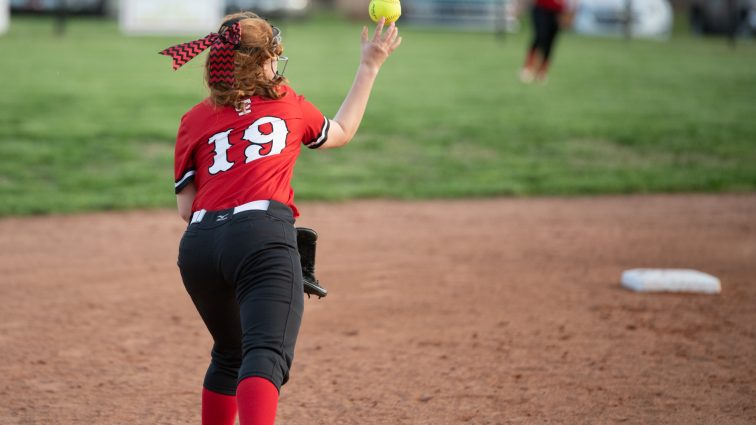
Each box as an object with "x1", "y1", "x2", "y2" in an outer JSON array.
[{"x1": 0, "y1": 15, "x2": 754, "y2": 216}]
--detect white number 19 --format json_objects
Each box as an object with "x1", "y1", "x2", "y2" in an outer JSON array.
[{"x1": 207, "y1": 116, "x2": 289, "y2": 175}]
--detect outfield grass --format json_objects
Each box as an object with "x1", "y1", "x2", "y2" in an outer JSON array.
[{"x1": 0, "y1": 15, "x2": 754, "y2": 216}]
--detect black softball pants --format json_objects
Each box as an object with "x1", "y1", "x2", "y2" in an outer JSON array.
[
  {"x1": 177, "y1": 200, "x2": 304, "y2": 395},
  {"x1": 530, "y1": 5, "x2": 561, "y2": 62}
]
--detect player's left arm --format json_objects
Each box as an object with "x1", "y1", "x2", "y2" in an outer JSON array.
[{"x1": 176, "y1": 182, "x2": 197, "y2": 223}]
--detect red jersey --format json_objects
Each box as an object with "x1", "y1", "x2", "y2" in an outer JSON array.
[
  {"x1": 536, "y1": 0, "x2": 566, "y2": 12},
  {"x1": 174, "y1": 85, "x2": 329, "y2": 217}
]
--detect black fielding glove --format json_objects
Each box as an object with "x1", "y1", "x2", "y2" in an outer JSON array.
[{"x1": 296, "y1": 227, "x2": 328, "y2": 299}]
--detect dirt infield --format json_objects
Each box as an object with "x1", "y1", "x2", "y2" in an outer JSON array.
[{"x1": 0, "y1": 194, "x2": 754, "y2": 424}]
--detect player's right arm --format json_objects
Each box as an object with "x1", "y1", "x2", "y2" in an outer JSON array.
[
  {"x1": 176, "y1": 181, "x2": 196, "y2": 223},
  {"x1": 320, "y1": 18, "x2": 402, "y2": 149},
  {"x1": 174, "y1": 113, "x2": 197, "y2": 224}
]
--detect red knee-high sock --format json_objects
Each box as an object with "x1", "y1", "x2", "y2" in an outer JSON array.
[
  {"x1": 237, "y1": 377, "x2": 279, "y2": 425},
  {"x1": 202, "y1": 387, "x2": 238, "y2": 425}
]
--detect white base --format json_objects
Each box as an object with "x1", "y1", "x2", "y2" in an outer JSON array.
[{"x1": 621, "y1": 269, "x2": 721, "y2": 294}]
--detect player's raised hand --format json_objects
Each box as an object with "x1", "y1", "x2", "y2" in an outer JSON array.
[
  {"x1": 325, "y1": 17, "x2": 402, "y2": 149},
  {"x1": 360, "y1": 17, "x2": 402, "y2": 71}
]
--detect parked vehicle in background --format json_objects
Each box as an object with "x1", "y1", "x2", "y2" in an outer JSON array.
[
  {"x1": 10, "y1": 0, "x2": 106, "y2": 15},
  {"x1": 689, "y1": 0, "x2": 755, "y2": 36},
  {"x1": 573, "y1": 0, "x2": 673, "y2": 38},
  {"x1": 225, "y1": 0, "x2": 312, "y2": 19}
]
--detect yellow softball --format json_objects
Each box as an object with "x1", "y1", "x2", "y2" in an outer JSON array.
[{"x1": 369, "y1": 0, "x2": 402, "y2": 24}]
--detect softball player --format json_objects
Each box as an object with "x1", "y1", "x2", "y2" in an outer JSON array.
[
  {"x1": 520, "y1": 0, "x2": 573, "y2": 83},
  {"x1": 160, "y1": 12, "x2": 401, "y2": 425}
]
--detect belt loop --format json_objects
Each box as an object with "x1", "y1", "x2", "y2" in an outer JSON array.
[
  {"x1": 233, "y1": 200, "x2": 271, "y2": 214},
  {"x1": 190, "y1": 201, "x2": 270, "y2": 225},
  {"x1": 190, "y1": 209, "x2": 207, "y2": 224}
]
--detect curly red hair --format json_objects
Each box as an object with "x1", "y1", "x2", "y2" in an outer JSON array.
[{"x1": 206, "y1": 12, "x2": 286, "y2": 109}]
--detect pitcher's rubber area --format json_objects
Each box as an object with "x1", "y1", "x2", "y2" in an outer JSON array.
[{"x1": 0, "y1": 195, "x2": 754, "y2": 424}]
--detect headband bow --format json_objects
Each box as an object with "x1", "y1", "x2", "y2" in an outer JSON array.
[{"x1": 159, "y1": 22, "x2": 242, "y2": 87}]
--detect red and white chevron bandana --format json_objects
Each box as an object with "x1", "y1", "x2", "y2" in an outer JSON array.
[{"x1": 159, "y1": 22, "x2": 242, "y2": 88}]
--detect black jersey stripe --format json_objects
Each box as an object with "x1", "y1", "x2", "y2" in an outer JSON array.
[
  {"x1": 175, "y1": 170, "x2": 196, "y2": 194},
  {"x1": 305, "y1": 116, "x2": 330, "y2": 149}
]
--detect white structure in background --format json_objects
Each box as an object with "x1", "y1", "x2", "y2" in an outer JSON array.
[
  {"x1": 573, "y1": 0, "x2": 673, "y2": 38},
  {"x1": 400, "y1": 0, "x2": 516, "y2": 32},
  {"x1": 0, "y1": 0, "x2": 8, "y2": 35},
  {"x1": 120, "y1": 0, "x2": 223, "y2": 35},
  {"x1": 225, "y1": 0, "x2": 312, "y2": 18}
]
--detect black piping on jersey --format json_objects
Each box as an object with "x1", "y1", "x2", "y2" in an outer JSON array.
[
  {"x1": 305, "y1": 116, "x2": 329, "y2": 149},
  {"x1": 175, "y1": 169, "x2": 196, "y2": 194}
]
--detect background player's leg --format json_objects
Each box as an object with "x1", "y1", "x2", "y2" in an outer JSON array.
[
  {"x1": 522, "y1": 6, "x2": 547, "y2": 82},
  {"x1": 536, "y1": 11, "x2": 561, "y2": 81}
]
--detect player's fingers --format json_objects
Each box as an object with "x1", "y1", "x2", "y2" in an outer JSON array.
[
  {"x1": 389, "y1": 36, "x2": 403, "y2": 52},
  {"x1": 385, "y1": 25, "x2": 399, "y2": 46},
  {"x1": 373, "y1": 17, "x2": 385, "y2": 41},
  {"x1": 361, "y1": 26, "x2": 369, "y2": 43},
  {"x1": 382, "y1": 22, "x2": 396, "y2": 42},
  {"x1": 382, "y1": 23, "x2": 397, "y2": 44}
]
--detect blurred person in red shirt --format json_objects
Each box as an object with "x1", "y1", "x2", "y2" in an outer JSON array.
[{"x1": 520, "y1": 0, "x2": 576, "y2": 83}]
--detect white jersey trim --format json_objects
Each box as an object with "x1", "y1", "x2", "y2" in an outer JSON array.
[
  {"x1": 175, "y1": 170, "x2": 196, "y2": 193},
  {"x1": 305, "y1": 116, "x2": 330, "y2": 149}
]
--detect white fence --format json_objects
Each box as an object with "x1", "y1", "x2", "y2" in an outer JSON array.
[{"x1": 401, "y1": 0, "x2": 515, "y2": 32}]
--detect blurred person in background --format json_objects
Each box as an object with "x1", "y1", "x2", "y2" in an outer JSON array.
[{"x1": 520, "y1": 0, "x2": 577, "y2": 83}]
